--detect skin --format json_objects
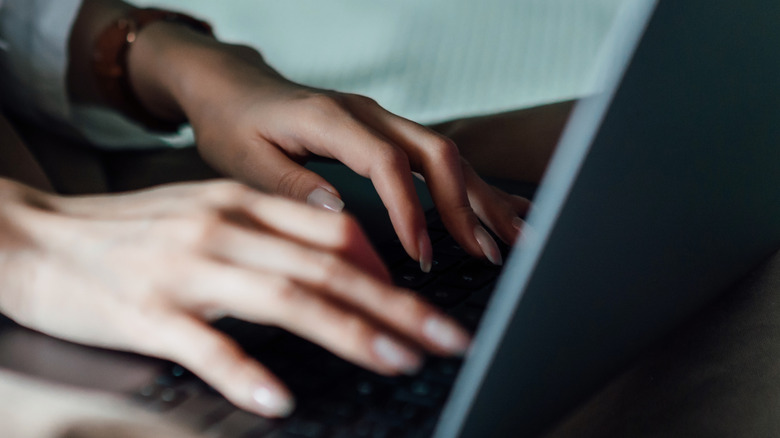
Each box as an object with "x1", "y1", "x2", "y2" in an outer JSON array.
[
  {"x1": 0, "y1": 0, "x2": 571, "y2": 419},
  {"x1": 0, "y1": 177, "x2": 472, "y2": 417},
  {"x1": 68, "y1": 0, "x2": 529, "y2": 257},
  {"x1": 0, "y1": 370, "x2": 198, "y2": 438},
  {"x1": 432, "y1": 100, "x2": 576, "y2": 182}
]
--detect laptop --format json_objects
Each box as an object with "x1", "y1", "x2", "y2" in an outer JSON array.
[{"x1": 2, "y1": 0, "x2": 780, "y2": 436}]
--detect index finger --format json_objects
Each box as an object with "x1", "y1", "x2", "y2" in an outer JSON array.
[
  {"x1": 287, "y1": 97, "x2": 432, "y2": 271},
  {"x1": 343, "y1": 97, "x2": 503, "y2": 265}
]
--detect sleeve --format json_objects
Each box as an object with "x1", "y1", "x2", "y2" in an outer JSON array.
[
  {"x1": 0, "y1": 0, "x2": 81, "y2": 125},
  {"x1": 0, "y1": 0, "x2": 192, "y2": 149}
]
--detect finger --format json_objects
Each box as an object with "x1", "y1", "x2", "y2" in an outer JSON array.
[
  {"x1": 343, "y1": 96, "x2": 503, "y2": 265},
  {"x1": 462, "y1": 164, "x2": 532, "y2": 244},
  {"x1": 288, "y1": 96, "x2": 431, "y2": 271},
  {"x1": 225, "y1": 138, "x2": 346, "y2": 213},
  {"x1": 150, "y1": 314, "x2": 294, "y2": 418},
  {"x1": 179, "y1": 264, "x2": 423, "y2": 375},
  {"x1": 201, "y1": 182, "x2": 382, "y2": 267},
  {"x1": 181, "y1": 261, "x2": 470, "y2": 359},
  {"x1": 206, "y1": 221, "x2": 391, "y2": 286}
]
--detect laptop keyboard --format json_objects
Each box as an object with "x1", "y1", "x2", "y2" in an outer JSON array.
[{"x1": 132, "y1": 214, "x2": 508, "y2": 437}]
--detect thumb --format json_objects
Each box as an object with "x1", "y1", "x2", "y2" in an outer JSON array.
[{"x1": 239, "y1": 144, "x2": 344, "y2": 212}]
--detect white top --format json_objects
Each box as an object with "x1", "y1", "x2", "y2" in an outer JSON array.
[
  {"x1": 135, "y1": 0, "x2": 623, "y2": 123},
  {"x1": 0, "y1": 0, "x2": 81, "y2": 128},
  {"x1": 0, "y1": 0, "x2": 624, "y2": 150},
  {"x1": 0, "y1": 0, "x2": 185, "y2": 149}
]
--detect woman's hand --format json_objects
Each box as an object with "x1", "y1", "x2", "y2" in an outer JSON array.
[
  {"x1": 0, "y1": 370, "x2": 198, "y2": 438},
  {"x1": 0, "y1": 178, "x2": 470, "y2": 417},
  {"x1": 126, "y1": 24, "x2": 531, "y2": 270}
]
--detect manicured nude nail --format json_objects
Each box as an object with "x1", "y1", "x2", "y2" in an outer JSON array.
[
  {"x1": 423, "y1": 316, "x2": 470, "y2": 355},
  {"x1": 474, "y1": 225, "x2": 503, "y2": 266},
  {"x1": 306, "y1": 187, "x2": 345, "y2": 213},
  {"x1": 252, "y1": 385, "x2": 295, "y2": 418},
  {"x1": 373, "y1": 335, "x2": 423, "y2": 374},
  {"x1": 512, "y1": 217, "x2": 525, "y2": 231},
  {"x1": 419, "y1": 231, "x2": 433, "y2": 273}
]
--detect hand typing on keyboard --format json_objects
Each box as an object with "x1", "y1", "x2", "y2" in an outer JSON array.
[
  {"x1": 78, "y1": 2, "x2": 532, "y2": 270},
  {"x1": 0, "y1": 179, "x2": 470, "y2": 418},
  {"x1": 0, "y1": 0, "x2": 535, "y2": 426}
]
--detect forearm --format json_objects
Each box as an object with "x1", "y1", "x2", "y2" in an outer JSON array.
[{"x1": 67, "y1": 0, "x2": 277, "y2": 126}]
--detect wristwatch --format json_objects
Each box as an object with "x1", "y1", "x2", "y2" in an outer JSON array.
[{"x1": 92, "y1": 8, "x2": 213, "y2": 132}]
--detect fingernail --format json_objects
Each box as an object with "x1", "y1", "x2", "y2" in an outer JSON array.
[
  {"x1": 512, "y1": 217, "x2": 525, "y2": 231},
  {"x1": 418, "y1": 231, "x2": 433, "y2": 273},
  {"x1": 423, "y1": 316, "x2": 470, "y2": 355},
  {"x1": 252, "y1": 385, "x2": 296, "y2": 418},
  {"x1": 474, "y1": 225, "x2": 503, "y2": 266},
  {"x1": 306, "y1": 187, "x2": 344, "y2": 213},
  {"x1": 373, "y1": 335, "x2": 423, "y2": 374}
]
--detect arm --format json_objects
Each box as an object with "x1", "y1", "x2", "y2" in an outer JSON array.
[
  {"x1": 66, "y1": 1, "x2": 528, "y2": 268},
  {"x1": 0, "y1": 177, "x2": 471, "y2": 417},
  {"x1": 0, "y1": 0, "x2": 474, "y2": 419},
  {"x1": 432, "y1": 100, "x2": 576, "y2": 182}
]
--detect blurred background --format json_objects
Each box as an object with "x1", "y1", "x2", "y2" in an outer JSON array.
[{"x1": 128, "y1": 0, "x2": 624, "y2": 124}]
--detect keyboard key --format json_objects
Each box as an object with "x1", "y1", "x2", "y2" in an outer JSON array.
[
  {"x1": 214, "y1": 409, "x2": 279, "y2": 438},
  {"x1": 448, "y1": 305, "x2": 484, "y2": 331},
  {"x1": 342, "y1": 418, "x2": 404, "y2": 438},
  {"x1": 427, "y1": 218, "x2": 447, "y2": 232},
  {"x1": 421, "y1": 358, "x2": 461, "y2": 386},
  {"x1": 440, "y1": 260, "x2": 498, "y2": 290},
  {"x1": 409, "y1": 380, "x2": 446, "y2": 400},
  {"x1": 281, "y1": 419, "x2": 326, "y2": 437},
  {"x1": 319, "y1": 355, "x2": 360, "y2": 381},
  {"x1": 383, "y1": 399, "x2": 422, "y2": 422},
  {"x1": 169, "y1": 393, "x2": 235, "y2": 431},
  {"x1": 286, "y1": 371, "x2": 331, "y2": 396},
  {"x1": 309, "y1": 398, "x2": 360, "y2": 423},
  {"x1": 393, "y1": 380, "x2": 447, "y2": 408},
  {"x1": 434, "y1": 236, "x2": 468, "y2": 257},
  {"x1": 466, "y1": 283, "x2": 495, "y2": 309},
  {"x1": 427, "y1": 229, "x2": 447, "y2": 243},
  {"x1": 343, "y1": 379, "x2": 392, "y2": 407},
  {"x1": 378, "y1": 240, "x2": 409, "y2": 267},
  {"x1": 430, "y1": 253, "x2": 461, "y2": 273},
  {"x1": 423, "y1": 287, "x2": 469, "y2": 308},
  {"x1": 393, "y1": 262, "x2": 435, "y2": 289}
]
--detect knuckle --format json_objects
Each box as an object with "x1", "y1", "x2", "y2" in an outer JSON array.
[
  {"x1": 190, "y1": 335, "x2": 243, "y2": 374},
  {"x1": 304, "y1": 93, "x2": 347, "y2": 115},
  {"x1": 208, "y1": 180, "x2": 251, "y2": 205},
  {"x1": 397, "y1": 292, "x2": 429, "y2": 321},
  {"x1": 314, "y1": 252, "x2": 346, "y2": 284},
  {"x1": 342, "y1": 314, "x2": 374, "y2": 347},
  {"x1": 270, "y1": 277, "x2": 304, "y2": 306},
  {"x1": 183, "y1": 210, "x2": 224, "y2": 246},
  {"x1": 225, "y1": 43, "x2": 261, "y2": 60},
  {"x1": 376, "y1": 147, "x2": 410, "y2": 172},
  {"x1": 426, "y1": 136, "x2": 460, "y2": 164},
  {"x1": 347, "y1": 94, "x2": 378, "y2": 107}
]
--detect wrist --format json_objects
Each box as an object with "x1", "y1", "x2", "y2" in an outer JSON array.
[
  {"x1": 128, "y1": 23, "x2": 271, "y2": 128},
  {"x1": 96, "y1": 10, "x2": 213, "y2": 130}
]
